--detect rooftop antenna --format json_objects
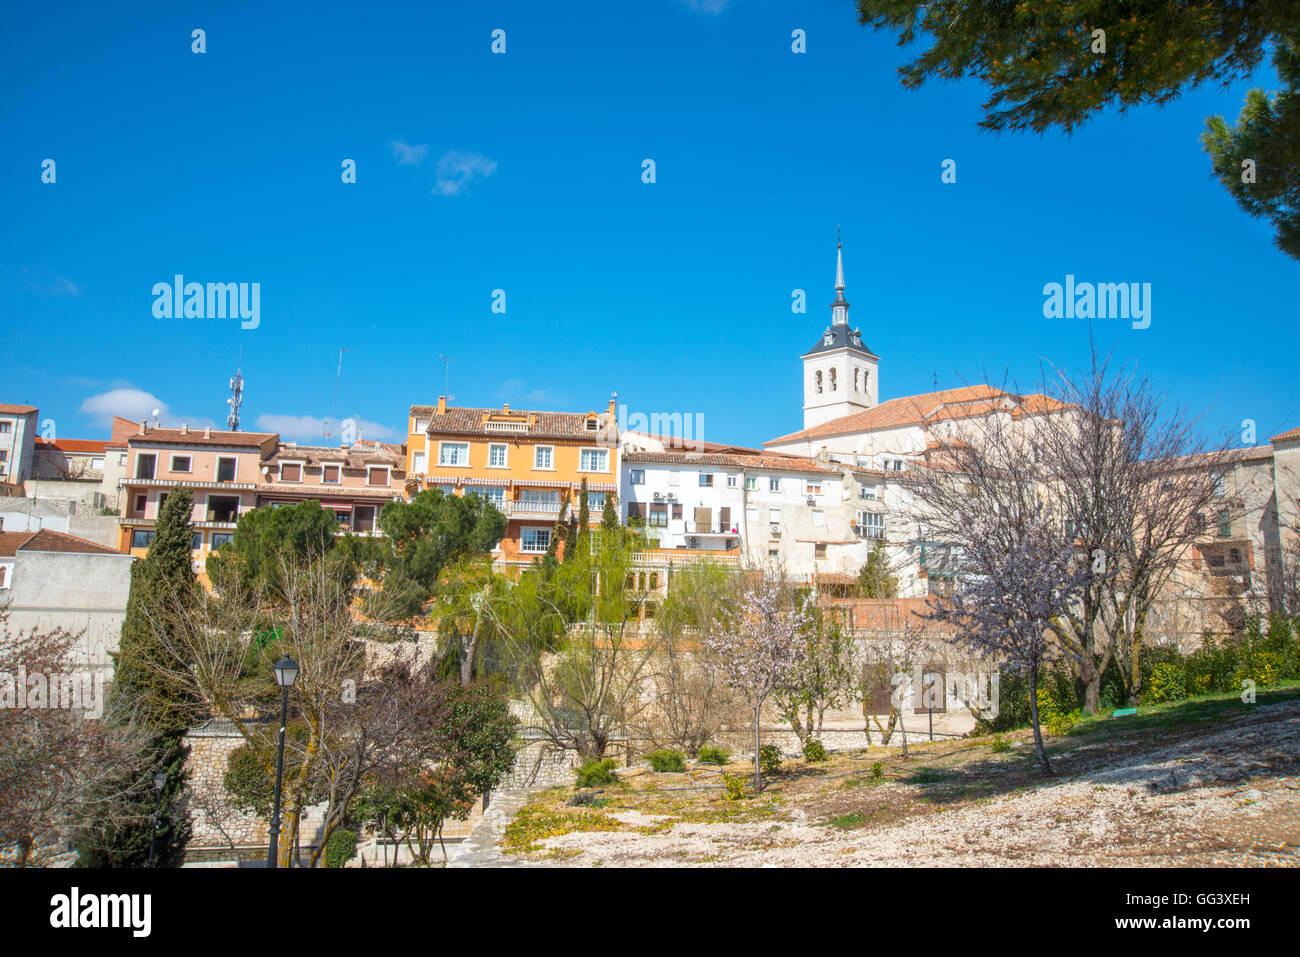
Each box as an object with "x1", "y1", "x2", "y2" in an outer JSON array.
[
  {"x1": 226, "y1": 356, "x2": 244, "y2": 431},
  {"x1": 438, "y1": 354, "x2": 455, "y2": 402},
  {"x1": 324, "y1": 347, "x2": 351, "y2": 443}
]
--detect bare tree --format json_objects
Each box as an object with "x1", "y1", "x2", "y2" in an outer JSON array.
[{"x1": 0, "y1": 610, "x2": 146, "y2": 865}]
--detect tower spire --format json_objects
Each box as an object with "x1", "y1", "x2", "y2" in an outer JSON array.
[{"x1": 831, "y1": 235, "x2": 849, "y2": 326}]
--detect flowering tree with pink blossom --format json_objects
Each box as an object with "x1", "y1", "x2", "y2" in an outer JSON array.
[
  {"x1": 703, "y1": 576, "x2": 811, "y2": 791},
  {"x1": 929, "y1": 510, "x2": 1089, "y2": 775}
]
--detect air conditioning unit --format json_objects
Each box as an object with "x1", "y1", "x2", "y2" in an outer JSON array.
[
  {"x1": 806, "y1": 495, "x2": 816, "y2": 505},
  {"x1": 770, "y1": 524, "x2": 782, "y2": 536},
  {"x1": 687, "y1": 537, "x2": 699, "y2": 548},
  {"x1": 652, "y1": 491, "x2": 663, "y2": 500}
]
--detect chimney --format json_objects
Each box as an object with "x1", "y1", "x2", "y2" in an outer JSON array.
[
  {"x1": 502, "y1": 403, "x2": 510, "y2": 413},
  {"x1": 436, "y1": 396, "x2": 447, "y2": 415},
  {"x1": 138, "y1": 420, "x2": 146, "y2": 435},
  {"x1": 607, "y1": 392, "x2": 618, "y2": 417},
  {"x1": 204, "y1": 426, "x2": 212, "y2": 439},
  {"x1": 180, "y1": 423, "x2": 188, "y2": 435}
]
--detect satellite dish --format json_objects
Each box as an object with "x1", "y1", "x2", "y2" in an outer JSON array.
[{"x1": 151, "y1": 408, "x2": 160, "y2": 418}]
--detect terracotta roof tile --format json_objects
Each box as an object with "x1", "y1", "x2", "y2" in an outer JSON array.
[
  {"x1": 623, "y1": 449, "x2": 839, "y2": 475},
  {"x1": 34, "y1": 438, "x2": 108, "y2": 454},
  {"x1": 0, "y1": 528, "x2": 122, "y2": 556},
  {"x1": 127, "y1": 427, "x2": 278, "y2": 450},
  {"x1": 0, "y1": 404, "x2": 37, "y2": 415},
  {"x1": 410, "y1": 404, "x2": 618, "y2": 442},
  {"x1": 1272, "y1": 426, "x2": 1300, "y2": 444}
]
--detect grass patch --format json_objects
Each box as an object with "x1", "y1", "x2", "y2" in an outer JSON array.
[{"x1": 502, "y1": 801, "x2": 626, "y2": 855}]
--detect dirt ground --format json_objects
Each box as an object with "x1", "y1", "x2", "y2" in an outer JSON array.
[{"x1": 501, "y1": 691, "x2": 1300, "y2": 867}]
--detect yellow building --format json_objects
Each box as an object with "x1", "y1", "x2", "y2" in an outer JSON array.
[{"x1": 405, "y1": 396, "x2": 620, "y2": 567}]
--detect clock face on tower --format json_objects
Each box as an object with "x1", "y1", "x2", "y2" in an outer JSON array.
[{"x1": 824, "y1": 332, "x2": 834, "y2": 346}]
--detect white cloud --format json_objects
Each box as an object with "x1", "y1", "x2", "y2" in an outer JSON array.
[
  {"x1": 433, "y1": 151, "x2": 498, "y2": 196},
  {"x1": 5, "y1": 265, "x2": 81, "y2": 297},
  {"x1": 255, "y1": 414, "x2": 400, "y2": 445},
  {"x1": 392, "y1": 140, "x2": 429, "y2": 167},
  {"x1": 78, "y1": 387, "x2": 213, "y2": 430}
]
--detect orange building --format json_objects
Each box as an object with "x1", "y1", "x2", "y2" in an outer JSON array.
[{"x1": 405, "y1": 396, "x2": 620, "y2": 567}]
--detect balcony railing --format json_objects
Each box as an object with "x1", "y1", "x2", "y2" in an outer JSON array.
[
  {"x1": 505, "y1": 500, "x2": 564, "y2": 517},
  {"x1": 683, "y1": 521, "x2": 739, "y2": 536},
  {"x1": 484, "y1": 420, "x2": 530, "y2": 434}
]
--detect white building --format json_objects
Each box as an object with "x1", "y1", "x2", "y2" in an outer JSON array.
[{"x1": 0, "y1": 403, "x2": 38, "y2": 489}]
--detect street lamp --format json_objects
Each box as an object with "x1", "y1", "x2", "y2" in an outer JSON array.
[
  {"x1": 146, "y1": 771, "x2": 167, "y2": 868},
  {"x1": 266, "y1": 654, "x2": 299, "y2": 869}
]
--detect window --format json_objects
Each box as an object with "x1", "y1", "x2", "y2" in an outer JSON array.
[
  {"x1": 215, "y1": 457, "x2": 237, "y2": 482},
  {"x1": 699, "y1": 472, "x2": 714, "y2": 487},
  {"x1": 133, "y1": 493, "x2": 147, "y2": 514},
  {"x1": 649, "y1": 503, "x2": 668, "y2": 527},
  {"x1": 170, "y1": 455, "x2": 191, "y2": 473},
  {"x1": 768, "y1": 477, "x2": 780, "y2": 492},
  {"x1": 280, "y1": 463, "x2": 302, "y2": 482},
  {"x1": 580, "y1": 448, "x2": 608, "y2": 472},
  {"x1": 135, "y1": 453, "x2": 157, "y2": 479},
  {"x1": 1213, "y1": 475, "x2": 1227, "y2": 497},
  {"x1": 770, "y1": 506, "x2": 781, "y2": 524},
  {"x1": 726, "y1": 475, "x2": 738, "y2": 488},
  {"x1": 815, "y1": 371, "x2": 823, "y2": 394},
  {"x1": 745, "y1": 477, "x2": 757, "y2": 491},
  {"x1": 521, "y1": 527, "x2": 551, "y2": 553},
  {"x1": 854, "y1": 368, "x2": 860, "y2": 391},
  {"x1": 812, "y1": 509, "x2": 824, "y2": 527},
  {"x1": 585, "y1": 417, "x2": 599, "y2": 432},
  {"x1": 0, "y1": 564, "x2": 9, "y2": 589},
  {"x1": 830, "y1": 369, "x2": 837, "y2": 392},
  {"x1": 208, "y1": 496, "x2": 240, "y2": 523},
  {"x1": 586, "y1": 491, "x2": 607, "y2": 509},
  {"x1": 479, "y1": 486, "x2": 506, "y2": 507},
  {"x1": 354, "y1": 505, "x2": 377, "y2": 532},
  {"x1": 489, "y1": 444, "x2": 508, "y2": 467},
  {"x1": 815, "y1": 543, "x2": 828, "y2": 558},
  {"x1": 534, "y1": 446, "x2": 553, "y2": 469},
  {"x1": 806, "y1": 481, "x2": 822, "y2": 496},
  {"x1": 119, "y1": 453, "x2": 127, "y2": 466},
  {"x1": 413, "y1": 418, "x2": 429, "y2": 433},
  {"x1": 671, "y1": 503, "x2": 683, "y2": 520},
  {"x1": 860, "y1": 485, "x2": 877, "y2": 500},
  {"x1": 859, "y1": 512, "x2": 885, "y2": 540},
  {"x1": 191, "y1": 532, "x2": 203, "y2": 550},
  {"x1": 1230, "y1": 547, "x2": 1241, "y2": 564},
  {"x1": 322, "y1": 464, "x2": 341, "y2": 484},
  {"x1": 131, "y1": 530, "x2": 156, "y2": 549},
  {"x1": 211, "y1": 533, "x2": 233, "y2": 550},
  {"x1": 630, "y1": 469, "x2": 645, "y2": 485},
  {"x1": 368, "y1": 466, "x2": 390, "y2": 487},
  {"x1": 892, "y1": 459, "x2": 904, "y2": 472},
  {"x1": 439, "y1": 442, "x2": 469, "y2": 466},
  {"x1": 91, "y1": 457, "x2": 104, "y2": 470},
  {"x1": 412, "y1": 451, "x2": 426, "y2": 473},
  {"x1": 0, "y1": 422, "x2": 10, "y2": 433},
  {"x1": 1217, "y1": 509, "x2": 1232, "y2": 538}
]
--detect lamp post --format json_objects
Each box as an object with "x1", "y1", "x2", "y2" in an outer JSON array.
[
  {"x1": 146, "y1": 771, "x2": 167, "y2": 868},
  {"x1": 266, "y1": 654, "x2": 299, "y2": 869}
]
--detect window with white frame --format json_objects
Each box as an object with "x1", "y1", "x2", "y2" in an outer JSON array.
[
  {"x1": 478, "y1": 486, "x2": 506, "y2": 507},
  {"x1": 520, "y1": 527, "x2": 551, "y2": 553},
  {"x1": 412, "y1": 451, "x2": 427, "y2": 473},
  {"x1": 322, "y1": 463, "x2": 342, "y2": 484},
  {"x1": 699, "y1": 472, "x2": 713, "y2": 487},
  {"x1": 768, "y1": 477, "x2": 780, "y2": 492},
  {"x1": 0, "y1": 562, "x2": 11, "y2": 589},
  {"x1": 439, "y1": 442, "x2": 469, "y2": 466},
  {"x1": 580, "y1": 448, "x2": 608, "y2": 472},
  {"x1": 534, "y1": 446, "x2": 553, "y2": 469},
  {"x1": 806, "y1": 481, "x2": 822, "y2": 496},
  {"x1": 769, "y1": 506, "x2": 781, "y2": 524},
  {"x1": 91, "y1": 457, "x2": 104, "y2": 470},
  {"x1": 170, "y1": 454, "x2": 192, "y2": 473},
  {"x1": 629, "y1": 469, "x2": 644, "y2": 485},
  {"x1": 489, "y1": 444, "x2": 508, "y2": 467},
  {"x1": 859, "y1": 512, "x2": 885, "y2": 540},
  {"x1": 586, "y1": 491, "x2": 607, "y2": 509},
  {"x1": 745, "y1": 477, "x2": 757, "y2": 491},
  {"x1": 367, "y1": 466, "x2": 390, "y2": 487},
  {"x1": 860, "y1": 484, "x2": 877, "y2": 500},
  {"x1": 812, "y1": 509, "x2": 825, "y2": 527},
  {"x1": 726, "y1": 474, "x2": 738, "y2": 488},
  {"x1": 279, "y1": 462, "x2": 303, "y2": 483},
  {"x1": 215, "y1": 457, "x2": 237, "y2": 483},
  {"x1": 413, "y1": 418, "x2": 429, "y2": 434}
]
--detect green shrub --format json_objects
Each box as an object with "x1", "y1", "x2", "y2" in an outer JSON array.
[
  {"x1": 759, "y1": 745, "x2": 783, "y2": 775},
  {"x1": 575, "y1": 758, "x2": 618, "y2": 788},
  {"x1": 870, "y1": 761, "x2": 884, "y2": 779},
  {"x1": 991, "y1": 734, "x2": 1011, "y2": 753},
  {"x1": 644, "y1": 748, "x2": 686, "y2": 773},
  {"x1": 722, "y1": 774, "x2": 751, "y2": 800},
  {"x1": 697, "y1": 744, "x2": 730, "y2": 765},
  {"x1": 324, "y1": 828, "x2": 357, "y2": 868},
  {"x1": 1146, "y1": 661, "x2": 1188, "y2": 703},
  {"x1": 803, "y1": 739, "x2": 828, "y2": 762}
]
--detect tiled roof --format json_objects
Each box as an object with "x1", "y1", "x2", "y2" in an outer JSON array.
[
  {"x1": 623, "y1": 449, "x2": 840, "y2": 475},
  {"x1": 0, "y1": 404, "x2": 37, "y2": 415},
  {"x1": 127, "y1": 426, "x2": 278, "y2": 450},
  {"x1": 258, "y1": 485, "x2": 403, "y2": 500},
  {"x1": 1272, "y1": 426, "x2": 1300, "y2": 444},
  {"x1": 269, "y1": 443, "x2": 405, "y2": 467},
  {"x1": 410, "y1": 404, "x2": 618, "y2": 442},
  {"x1": 34, "y1": 438, "x2": 108, "y2": 454},
  {"x1": 620, "y1": 431, "x2": 767, "y2": 455},
  {"x1": 0, "y1": 528, "x2": 122, "y2": 556},
  {"x1": 764, "y1": 385, "x2": 1066, "y2": 446},
  {"x1": 802, "y1": 324, "x2": 877, "y2": 359}
]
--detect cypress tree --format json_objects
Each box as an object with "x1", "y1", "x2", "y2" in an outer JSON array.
[
  {"x1": 601, "y1": 492, "x2": 618, "y2": 532},
  {"x1": 77, "y1": 487, "x2": 197, "y2": 867}
]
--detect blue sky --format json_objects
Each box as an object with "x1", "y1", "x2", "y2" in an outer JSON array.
[{"x1": 3, "y1": 0, "x2": 1295, "y2": 450}]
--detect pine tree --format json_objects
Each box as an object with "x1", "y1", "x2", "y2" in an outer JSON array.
[{"x1": 77, "y1": 488, "x2": 197, "y2": 867}]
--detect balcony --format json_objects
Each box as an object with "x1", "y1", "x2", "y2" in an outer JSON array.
[
  {"x1": 484, "y1": 420, "x2": 530, "y2": 434},
  {"x1": 683, "y1": 521, "x2": 739, "y2": 536},
  {"x1": 505, "y1": 499, "x2": 564, "y2": 518}
]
